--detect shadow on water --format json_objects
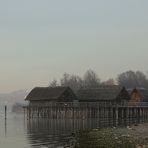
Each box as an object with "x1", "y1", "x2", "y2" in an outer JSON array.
[{"x1": 26, "y1": 118, "x2": 100, "y2": 148}]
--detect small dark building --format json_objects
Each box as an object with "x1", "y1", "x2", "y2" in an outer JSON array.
[
  {"x1": 77, "y1": 85, "x2": 130, "y2": 105},
  {"x1": 25, "y1": 86, "x2": 78, "y2": 106},
  {"x1": 129, "y1": 88, "x2": 148, "y2": 106}
]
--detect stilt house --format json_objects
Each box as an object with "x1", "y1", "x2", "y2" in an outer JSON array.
[
  {"x1": 128, "y1": 88, "x2": 148, "y2": 106},
  {"x1": 25, "y1": 86, "x2": 78, "y2": 106},
  {"x1": 77, "y1": 85, "x2": 130, "y2": 106}
]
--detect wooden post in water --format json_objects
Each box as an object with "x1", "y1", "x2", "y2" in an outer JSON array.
[
  {"x1": 113, "y1": 107, "x2": 115, "y2": 127},
  {"x1": 5, "y1": 105, "x2": 7, "y2": 119},
  {"x1": 108, "y1": 107, "x2": 111, "y2": 127},
  {"x1": 24, "y1": 107, "x2": 25, "y2": 118},
  {"x1": 137, "y1": 108, "x2": 140, "y2": 124},
  {"x1": 123, "y1": 107, "x2": 127, "y2": 126},
  {"x1": 118, "y1": 107, "x2": 122, "y2": 126}
]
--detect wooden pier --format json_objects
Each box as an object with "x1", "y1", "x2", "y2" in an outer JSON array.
[{"x1": 24, "y1": 103, "x2": 148, "y2": 127}]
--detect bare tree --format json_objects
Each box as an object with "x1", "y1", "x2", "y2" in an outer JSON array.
[
  {"x1": 117, "y1": 70, "x2": 148, "y2": 89},
  {"x1": 102, "y1": 78, "x2": 115, "y2": 85},
  {"x1": 60, "y1": 70, "x2": 101, "y2": 92},
  {"x1": 49, "y1": 79, "x2": 58, "y2": 87},
  {"x1": 60, "y1": 73, "x2": 83, "y2": 93},
  {"x1": 136, "y1": 71, "x2": 148, "y2": 88},
  {"x1": 60, "y1": 73, "x2": 70, "y2": 86},
  {"x1": 83, "y1": 69, "x2": 100, "y2": 88}
]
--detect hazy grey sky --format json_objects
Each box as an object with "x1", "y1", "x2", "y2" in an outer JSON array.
[{"x1": 0, "y1": 0, "x2": 148, "y2": 92}]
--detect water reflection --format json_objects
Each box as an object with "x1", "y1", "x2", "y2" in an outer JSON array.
[
  {"x1": 4, "y1": 118, "x2": 7, "y2": 137},
  {"x1": 0, "y1": 112, "x2": 145, "y2": 148},
  {"x1": 26, "y1": 118, "x2": 100, "y2": 148}
]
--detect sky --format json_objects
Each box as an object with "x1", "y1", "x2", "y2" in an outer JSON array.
[{"x1": 0, "y1": 0, "x2": 148, "y2": 92}]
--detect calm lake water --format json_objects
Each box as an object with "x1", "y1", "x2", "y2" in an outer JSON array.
[{"x1": 0, "y1": 112, "x2": 100, "y2": 148}]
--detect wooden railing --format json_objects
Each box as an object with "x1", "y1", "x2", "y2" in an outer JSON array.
[{"x1": 25, "y1": 101, "x2": 148, "y2": 108}]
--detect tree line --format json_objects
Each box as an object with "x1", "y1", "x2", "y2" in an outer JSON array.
[{"x1": 49, "y1": 70, "x2": 148, "y2": 93}]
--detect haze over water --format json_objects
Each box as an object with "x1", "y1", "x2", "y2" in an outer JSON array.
[
  {"x1": 0, "y1": 0, "x2": 148, "y2": 92},
  {"x1": 0, "y1": 0, "x2": 148, "y2": 147}
]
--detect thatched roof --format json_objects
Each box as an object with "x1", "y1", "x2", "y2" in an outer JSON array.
[
  {"x1": 25, "y1": 86, "x2": 77, "y2": 101},
  {"x1": 129, "y1": 88, "x2": 148, "y2": 102},
  {"x1": 77, "y1": 85, "x2": 129, "y2": 101}
]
